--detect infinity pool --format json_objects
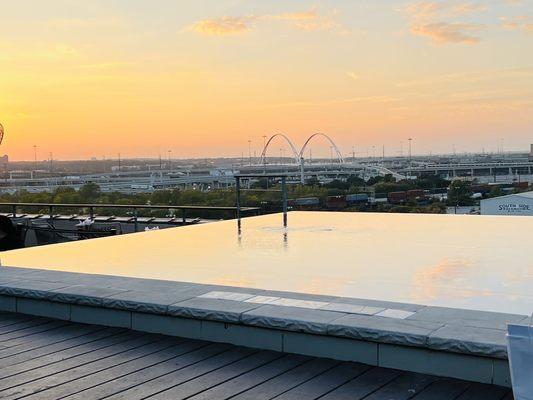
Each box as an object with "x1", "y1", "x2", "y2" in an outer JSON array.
[{"x1": 2, "y1": 212, "x2": 532, "y2": 314}]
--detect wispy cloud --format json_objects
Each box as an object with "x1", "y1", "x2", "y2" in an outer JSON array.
[
  {"x1": 191, "y1": 16, "x2": 254, "y2": 36},
  {"x1": 411, "y1": 22, "x2": 481, "y2": 44},
  {"x1": 347, "y1": 72, "x2": 360, "y2": 80},
  {"x1": 78, "y1": 62, "x2": 131, "y2": 70},
  {"x1": 258, "y1": 95, "x2": 396, "y2": 110},
  {"x1": 406, "y1": 1, "x2": 485, "y2": 44},
  {"x1": 46, "y1": 17, "x2": 126, "y2": 30},
  {"x1": 396, "y1": 68, "x2": 533, "y2": 87},
  {"x1": 190, "y1": 8, "x2": 349, "y2": 36},
  {"x1": 501, "y1": 16, "x2": 533, "y2": 33},
  {"x1": 0, "y1": 42, "x2": 81, "y2": 61}
]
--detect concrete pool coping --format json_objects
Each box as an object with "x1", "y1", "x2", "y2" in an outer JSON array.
[{"x1": 0, "y1": 266, "x2": 527, "y2": 387}]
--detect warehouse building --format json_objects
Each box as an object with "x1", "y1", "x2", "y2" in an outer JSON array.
[{"x1": 480, "y1": 191, "x2": 533, "y2": 216}]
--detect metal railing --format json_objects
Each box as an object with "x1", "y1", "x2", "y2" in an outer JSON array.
[
  {"x1": 0, "y1": 202, "x2": 260, "y2": 232},
  {"x1": 235, "y1": 174, "x2": 288, "y2": 227}
]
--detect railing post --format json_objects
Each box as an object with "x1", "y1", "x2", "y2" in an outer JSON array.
[
  {"x1": 235, "y1": 177, "x2": 241, "y2": 220},
  {"x1": 49, "y1": 205, "x2": 54, "y2": 226},
  {"x1": 89, "y1": 206, "x2": 94, "y2": 219},
  {"x1": 133, "y1": 208, "x2": 138, "y2": 232},
  {"x1": 12, "y1": 205, "x2": 16, "y2": 218},
  {"x1": 182, "y1": 209, "x2": 186, "y2": 224},
  {"x1": 282, "y1": 176, "x2": 288, "y2": 227}
]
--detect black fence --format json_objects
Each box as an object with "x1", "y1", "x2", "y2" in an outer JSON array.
[{"x1": 0, "y1": 202, "x2": 259, "y2": 232}]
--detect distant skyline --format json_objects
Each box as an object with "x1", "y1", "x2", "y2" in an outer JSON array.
[{"x1": 1, "y1": 0, "x2": 532, "y2": 161}]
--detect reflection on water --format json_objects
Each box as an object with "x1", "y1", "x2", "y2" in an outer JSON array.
[
  {"x1": 413, "y1": 258, "x2": 475, "y2": 301},
  {"x1": 2, "y1": 212, "x2": 532, "y2": 314}
]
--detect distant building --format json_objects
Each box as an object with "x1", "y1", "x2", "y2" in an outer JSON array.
[
  {"x1": 111, "y1": 165, "x2": 141, "y2": 172},
  {"x1": 529, "y1": 144, "x2": 533, "y2": 161},
  {"x1": 0, "y1": 155, "x2": 8, "y2": 163},
  {"x1": 480, "y1": 191, "x2": 533, "y2": 216}
]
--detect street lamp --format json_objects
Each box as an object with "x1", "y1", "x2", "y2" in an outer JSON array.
[{"x1": 408, "y1": 138, "x2": 413, "y2": 177}]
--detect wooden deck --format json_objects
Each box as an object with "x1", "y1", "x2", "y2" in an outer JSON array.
[{"x1": 0, "y1": 312, "x2": 513, "y2": 400}]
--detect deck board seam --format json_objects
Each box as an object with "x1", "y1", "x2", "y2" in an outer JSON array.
[
  {"x1": 0, "y1": 322, "x2": 72, "y2": 344},
  {"x1": 0, "y1": 316, "x2": 40, "y2": 330},
  {"x1": 354, "y1": 371, "x2": 411, "y2": 400},
  {"x1": 313, "y1": 364, "x2": 374, "y2": 400},
  {"x1": 0, "y1": 326, "x2": 115, "y2": 360},
  {"x1": 0, "y1": 326, "x2": 129, "y2": 357},
  {"x1": 0, "y1": 330, "x2": 137, "y2": 380},
  {"x1": 0, "y1": 318, "x2": 52, "y2": 335},
  {"x1": 266, "y1": 361, "x2": 344, "y2": 400},
  {"x1": 97, "y1": 346, "x2": 239, "y2": 399},
  {"x1": 0, "y1": 336, "x2": 180, "y2": 398},
  {"x1": 48, "y1": 340, "x2": 212, "y2": 400},
  {"x1": 222, "y1": 356, "x2": 313, "y2": 400},
  {"x1": 176, "y1": 353, "x2": 289, "y2": 400},
  {"x1": 140, "y1": 350, "x2": 268, "y2": 400},
  {"x1": 68, "y1": 344, "x2": 236, "y2": 400},
  {"x1": 0, "y1": 333, "x2": 160, "y2": 393}
]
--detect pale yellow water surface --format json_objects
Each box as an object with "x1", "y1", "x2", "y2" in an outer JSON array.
[{"x1": 2, "y1": 212, "x2": 532, "y2": 314}]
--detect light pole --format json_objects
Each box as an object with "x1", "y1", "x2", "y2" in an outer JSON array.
[
  {"x1": 33, "y1": 145, "x2": 37, "y2": 163},
  {"x1": 408, "y1": 138, "x2": 412, "y2": 177},
  {"x1": 168, "y1": 150, "x2": 171, "y2": 171},
  {"x1": 248, "y1": 140, "x2": 252, "y2": 166},
  {"x1": 262, "y1": 135, "x2": 267, "y2": 165}
]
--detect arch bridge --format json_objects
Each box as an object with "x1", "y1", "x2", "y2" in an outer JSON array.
[{"x1": 260, "y1": 133, "x2": 344, "y2": 165}]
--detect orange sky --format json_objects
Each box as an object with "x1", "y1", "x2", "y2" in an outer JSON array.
[{"x1": 1, "y1": 0, "x2": 532, "y2": 160}]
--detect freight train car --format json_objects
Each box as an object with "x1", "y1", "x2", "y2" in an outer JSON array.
[
  {"x1": 326, "y1": 195, "x2": 347, "y2": 210},
  {"x1": 290, "y1": 197, "x2": 320, "y2": 210},
  {"x1": 346, "y1": 193, "x2": 369, "y2": 205}
]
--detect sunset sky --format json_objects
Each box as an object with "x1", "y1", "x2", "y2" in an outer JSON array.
[{"x1": 1, "y1": 0, "x2": 532, "y2": 160}]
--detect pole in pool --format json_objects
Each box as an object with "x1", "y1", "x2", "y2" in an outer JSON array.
[
  {"x1": 281, "y1": 176, "x2": 288, "y2": 227},
  {"x1": 235, "y1": 177, "x2": 241, "y2": 230}
]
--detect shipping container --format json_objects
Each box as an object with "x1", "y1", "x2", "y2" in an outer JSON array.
[
  {"x1": 388, "y1": 191, "x2": 407, "y2": 204},
  {"x1": 513, "y1": 182, "x2": 529, "y2": 190},
  {"x1": 406, "y1": 189, "x2": 427, "y2": 201},
  {"x1": 294, "y1": 197, "x2": 320, "y2": 206},
  {"x1": 346, "y1": 193, "x2": 369, "y2": 204},
  {"x1": 326, "y1": 195, "x2": 347, "y2": 209},
  {"x1": 471, "y1": 184, "x2": 491, "y2": 195}
]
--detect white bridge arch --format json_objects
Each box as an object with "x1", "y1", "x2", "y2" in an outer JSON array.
[
  {"x1": 260, "y1": 133, "x2": 300, "y2": 164},
  {"x1": 260, "y1": 133, "x2": 344, "y2": 164},
  {"x1": 299, "y1": 133, "x2": 344, "y2": 163}
]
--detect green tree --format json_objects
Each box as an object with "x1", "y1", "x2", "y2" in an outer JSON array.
[
  {"x1": 447, "y1": 180, "x2": 473, "y2": 206},
  {"x1": 78, "y1": 183, "x2": 101, "y2": 203},
  {"x1": 489, "y1": 186, "x2": 502, "y2": 197}
]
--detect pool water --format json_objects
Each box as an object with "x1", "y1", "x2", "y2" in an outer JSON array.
[{"x1": 2, "y1": 212, "x2": 532, "y2": 314}]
